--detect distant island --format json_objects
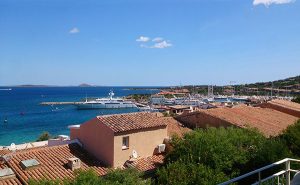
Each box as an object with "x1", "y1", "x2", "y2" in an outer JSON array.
[
  {"x1": 2, "y1": 84, "x2": 98, "y2": 88},
  {"x1": 14, "y1": 84, "x2": 57, "y2": 87},
  {"x1": 78, "y1": 83, "x2": 95, "y2": 87}
]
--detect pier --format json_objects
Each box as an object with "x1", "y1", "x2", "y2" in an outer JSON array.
[{"x1": 40, "y1": 102, "x2": 82, "y2": 105}]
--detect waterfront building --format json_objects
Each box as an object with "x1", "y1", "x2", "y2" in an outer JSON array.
[
  {"x1": 69, "y1": 112, "x2": 168, "y2": 167},
  {"x1": 150, "y1": 94, "x2": 166, "y2": 105}
]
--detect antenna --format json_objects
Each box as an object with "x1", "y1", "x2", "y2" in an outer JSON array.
[
  {"x1": 109, "y1": 89, "x2": 114, "y2": 100},
  {"x1": 271, "y1": 81, "x2": 273, "y2": 98},
  {"x1": 132, "y1": 150, "x2": 138, "y2": 159},
  {"x1": 229, "y1": 81, "x2": 236, "y2": 96},
  {"x1": 10, "y1": 143, "x2": 16, "y2": 152}
]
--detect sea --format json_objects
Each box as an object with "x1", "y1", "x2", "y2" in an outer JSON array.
[{"x1": 0, "y1": 87, "x2": 159, "y2": 146}]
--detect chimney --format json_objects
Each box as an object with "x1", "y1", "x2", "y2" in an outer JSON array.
[
  {"x1": 0, "y1": 157, "x2": 5, "y2": 165},
  {"x1": 67, "y1": 157, "x2": 81, "y2": 170}
]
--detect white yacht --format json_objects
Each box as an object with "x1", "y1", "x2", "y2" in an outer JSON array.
[{"x1": 76, "y1": 91, "x2": 137, "y2": 109}]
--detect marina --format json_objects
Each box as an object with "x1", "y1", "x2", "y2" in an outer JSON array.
[
  {"x1": 0, "y1": 85, "x2": 297, "y2": 146},
  {"x1": 75, "y1": 91, "x2": 137, "y2": 109},
  {"x1": 0, "y1": 87, "x2": 158, "y2": 146}
]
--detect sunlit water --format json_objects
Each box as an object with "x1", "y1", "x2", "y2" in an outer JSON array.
[{"x1": 0, "y1": 87, "x2": 159, "y2": 146}]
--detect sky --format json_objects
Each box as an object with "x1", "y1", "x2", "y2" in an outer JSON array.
[{"x1": 0, "y1": 0, "x2": 299, "y2": 86}]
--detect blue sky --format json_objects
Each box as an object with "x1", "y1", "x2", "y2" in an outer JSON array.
[{"x1": 0, "y1": 0, "x2": 299, "y2": 86}]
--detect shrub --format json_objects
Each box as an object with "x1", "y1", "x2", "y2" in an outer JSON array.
[
  {"x1": 28, "y1": 179, "x2": 61, "y2": 185},
  {"x1": 104, "y1": 168, "x2": 150, "y2": 185},
  {"x1": 70, "y1": 169, "x2": 101, "y2": 185},
  {"x1": 157, "y1": 161, "x2": 228, "y2": 185},
  {"x1": 281, "y1": 120, "x2": 300, "y2": 157},
  {"x1": 164, "y1": 127, "x2": 265, "y2": 178},
  {"x1": 29, "y1": 168, "x2": 149, "y2": 185},
  {"x1": 36, "y1": 131, "x2": 51, "y2": 141},
  {"x1": 157, "y1": 127, "x2": 292, "y2": 184},
  {"x1": 292, "y1": 96, "x2": 300, "y2": 104}
]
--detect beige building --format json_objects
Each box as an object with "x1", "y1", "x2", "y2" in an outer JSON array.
[{"x1": 69, "y1": 112, "x2": 168, "y2": 167}]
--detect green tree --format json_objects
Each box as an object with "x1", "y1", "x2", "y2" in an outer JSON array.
[
  {"x1": 104, "y1": 168, "x2": 150, "y2": 185},
  {"x1": 29, "y1": 168, "x2": 149, "y2": 185},
  {"x1": 28, "y1": 179, "x2": 61, "y2": 185},
  {"x1": 69, "y1": 169, "x2": 101, "y2": 185},
  {"x1": 157, "y1": 127, "x2": 291, "y2": 184},
  {"x1": 36, "y1": 131, "x2": 51, "y2": 141},
  {"x1": 164, "y1": 127, "x2": 265, "y2": 177},
  {"x1": 281, "y1": 120, "x2": 300, "y2": 157},
  {"x1": 292, "y1": 96, "x2": 300, "y2": 104},
  {"x1": 157, "y1": 161, "x2": 227, "y2": 185}
]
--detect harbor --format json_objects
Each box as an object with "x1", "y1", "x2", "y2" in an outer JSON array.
[
  {"x1": 40, "y1": 102, "x2": 81, "y2": 105},
  {"x1": 1, "y1": 84, "x2": 299, "y2": 146},
  {"x1": 39, "y1": 86, "x2": 295, "y2": 114}
]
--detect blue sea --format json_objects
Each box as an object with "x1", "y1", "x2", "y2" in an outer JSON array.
[{"x1": 0, "y1": 87, "x2": 159, "y2": 146}]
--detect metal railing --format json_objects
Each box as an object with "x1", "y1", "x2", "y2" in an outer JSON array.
[{"x1": 219, "y1": 158, "x2": 300, "y2": 185}]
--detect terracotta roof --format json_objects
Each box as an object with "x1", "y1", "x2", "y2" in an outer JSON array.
[
  {"x1": 197, "y1": 105, "x2": 298, "y2": 136},
  {"x1": 1, "y1": 143, "x2": 167, "y2": 184},
  {"x1": 128, "y1": 154, "x2": 164, "y2": 174},
  {"x1": 97, "y1": 112, "x2": 167, "y2": 133},
  {"x1": 0, "y1": 177, "x2": 22, "y2": 185},
  {"x1": 259, "y1": 99, "x2": 300, "y2": 118},
  {"x1": 0, "y1": 149, "x2": 11, "y2": 156},
  {"x1": 5, "y1": 143, "x2": 107, "y2": 184},
  {"x1": 0, "y1": 163, "x2": 23, "y2": 185},
  {"x1": 163, "y1": 117, "x2": 191, "y2": 137},
  {"x1": 269, "y1": 99, "x2": 300, "y2": 112}
]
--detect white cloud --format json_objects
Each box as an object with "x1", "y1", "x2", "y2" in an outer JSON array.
[
  {"x1": 152, "y1": 37, "x2": 164, "y2": 42},
  {"x1": 253, "y1": 0, "x2": 295, "y2": 6},
  {"x1": 136, "y1": 36, "x2": 150, "y2": 42},
  {"x1": 151, "y1": 41, "x2": 172, "y2": 49},
  {"x1": 136, "y1": 35, "x2": 172, "y2": 49},
  {"x1": 69, "y1": 27, "x2": 80, "y2": 34}
]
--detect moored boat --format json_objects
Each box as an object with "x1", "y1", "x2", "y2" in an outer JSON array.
[{"x1": 75, "y1": 91, "x2": 137, "y2": 109}]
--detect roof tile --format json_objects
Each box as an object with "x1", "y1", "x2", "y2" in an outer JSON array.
[
  {"x1": 97, "y1": 112, "x2": 167, "y2": 133},
  {"x1": 128, "y1": 154, "x2": 164, "y2": 174},
  {"x1": 5, "y1": 144, "x2": 107, "y2": 184}
]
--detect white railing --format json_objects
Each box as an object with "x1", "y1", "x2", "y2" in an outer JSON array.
[{"x1": 219, "y1": 158, "x2": 300, "y2": 185}]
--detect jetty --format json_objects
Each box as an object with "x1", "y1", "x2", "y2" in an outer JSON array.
[{"x1": 40, "y1": 102, "x2": 82, "y2": 105}]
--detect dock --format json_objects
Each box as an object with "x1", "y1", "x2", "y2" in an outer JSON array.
[
  {"x1": 40, "y1": 102, "x2": 82, "y2": 105},
  {"x1": 40, "y1": 101, "x2": 148, "y2": 108},
  {"x1": 135, "y1": 102, "x2": 148, "y2": 107}
]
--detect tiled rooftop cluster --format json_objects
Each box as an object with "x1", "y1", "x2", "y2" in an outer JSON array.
[
  {"x1": 0, "y1": 149, "x2": 10, "y2": 157},
  {"x1": 163, "y1": 117, "x2": 191, "y2": 137},
  {"x1": 0, "y1": 143, "x2": 166, "y2": 184},
  {"x1": 97, "y1": 112, "x2": 167, "y2": 133},
  {"x1": 199, "y1": 105, "x2": 298, "y2": 136},
  {"x1": 129, "y1": 154, "x2": 164, "y2": 174},
  {"x1": 0, "y1": 176, "x2": 22, "y2": 185},
  {"x1": 271, "y1": 99, "x2": 300, "y2": 111},
  {"x1": 0, "y1": 144, "x2": 107, "y2": 184}
]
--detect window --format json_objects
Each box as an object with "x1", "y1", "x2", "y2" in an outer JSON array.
[{"x1": 122, "y1": 136, "x2": 129, "y2": 150}]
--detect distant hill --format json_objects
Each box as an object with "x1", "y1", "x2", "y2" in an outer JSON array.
[
  {"x1": 15, "y1": 84, "x2": 56, "y2": 87},
  {"x1": 228, "y1": 75, "x2": 300, "y2": 95},
  {"x1": 244, "y1": 75, "x2": 300, "y2": 89},
  {"x1": 78, "y1": 83, "x2": 94, "y2": 87},
  {"x1": 169, "y1": 75, "x2": 300, "y2": 96}
]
